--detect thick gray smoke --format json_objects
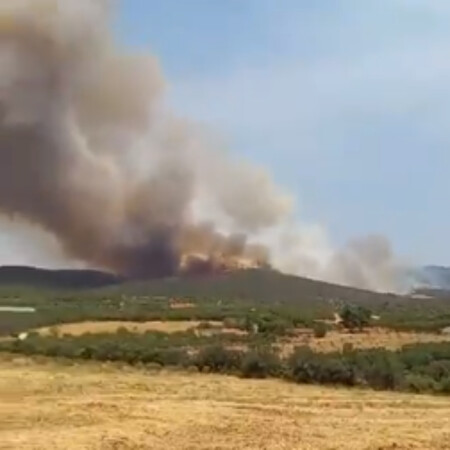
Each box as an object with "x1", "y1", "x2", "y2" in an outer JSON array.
[{"x1": 0, "y1": 0, "x2": 404, "y2": 291}]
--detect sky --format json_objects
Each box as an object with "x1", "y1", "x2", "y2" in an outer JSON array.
[{"x1": 115, "y1": 0, "x2": 450, "y2": 266}]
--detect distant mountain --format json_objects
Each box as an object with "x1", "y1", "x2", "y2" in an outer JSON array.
[
  {"x1": 411, "y1": 265, "x2": 450, "y2": 291},
  {"x1": 0, "y1": 266, "x2": 122, "y2": 289}
]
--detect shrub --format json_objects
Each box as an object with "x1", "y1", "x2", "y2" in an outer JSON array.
[
  {"x1": 313, "y1": 322, "x2": 328, "y2": 339},
  {"x1": 355, "y1": 352, "x2": 404, "y2": 390},
  {"x1": 197, "y1": 321, "x2": 215, "y2": 330},
  {"x1": 340, "y1": 305, "x2": 371, "y2": 332},
  {"x1": 287, "y1": 347, "x2": 355, "y2": 386},
  {"x1": 404, "y1": 374, "x2": 439, "y2": 393},
  {"x1": 116, "y1": 326, "x2": 131, "y2": 336},
  {"x1": 400, "y1": 345, "x2": 434, "y2": 369},
  {"x1": 49, "y1": 326, "x2": 60, "y2": 338},
  {"x1": 154, "y1": 349, "x2": 189, "y2": 366},
  {"x1": 342, "y1": 343, "x2": 354, "y2": 354},
  {"x1": 254, "y1": 316, "x2": 292, "y2": 336},
  {"x1": 223, "y1": 317, "x2": 245, "y2": 330},
  {"x1": 318, "y1": 357, "x2": 355, "y2": 386},
  {"x1": 422, "y1": 360, "x2": 450, "y2": 382},
  {"x1": 438, "y1": 377, "x2": 450, "y2": 393},
  {"x1": 194, "y1": 345, "x2": 242, "y2": 373},
  {"x1": 240, "y1": 350, "x2": 282, "y2": 379}
]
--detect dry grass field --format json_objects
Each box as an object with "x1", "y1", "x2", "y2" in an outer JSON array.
[
  {"x1": 36, "y1": 320, "x2": 223, "y2": 336},
  {"x1": 0, "y1": 355, "x2": 449, "y2": 450},
  {"x1": 280, "y1": 327, "x2": 450, "y2": 354}
]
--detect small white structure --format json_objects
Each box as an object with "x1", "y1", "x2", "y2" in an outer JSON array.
[{"x1": 0, "y1": 306, "x2": 36, "y2": 313}]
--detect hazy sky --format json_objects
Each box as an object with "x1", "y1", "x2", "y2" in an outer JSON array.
[{"x1": 115, "y1": 0, "x2": 450, "y2": 266}]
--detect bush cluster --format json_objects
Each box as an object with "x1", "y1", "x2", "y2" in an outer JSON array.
[
  {"x1": 283, "y1": 344, "x2": 450, "y2": 393},
  {"x1": 2, "y1": 332, "x2": 450, "y2": 394}
]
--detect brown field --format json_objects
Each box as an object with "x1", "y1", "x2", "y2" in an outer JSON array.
[
  {"x1": 279, "y1": 327, "x2": 450, "y2": 355},
  {"x1": 0, "y1": 356, "x2": 449, "y2": 450},
  {"x1": 37, "y1": 320, "x2": 223, "y2": 336}
]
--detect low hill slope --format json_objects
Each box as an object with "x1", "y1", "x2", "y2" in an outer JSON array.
[
  {"x1": 98, "y1": 268, "x2": 401, "y2": 306},
  {"x1": 0, "y1": 266, "x2": 121, "y2": 290}
]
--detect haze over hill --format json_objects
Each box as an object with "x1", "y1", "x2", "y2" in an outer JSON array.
[{"x1": 413, "y1": 266, "x2": 450, "y2": 290}]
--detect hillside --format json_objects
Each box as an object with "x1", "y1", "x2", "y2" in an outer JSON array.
[
  {"x1": 100, "y1": 268, "x2": 401, "y2": 306},
  {"x1": 0, "y1": 266, "x2": 121, "y2": 290},
  {"x1": 0, "y1": 264, "x2": 387, "y2": 297},
  {"x1": 0, "y1": 264, "x2": 444, "y2": 307},
  {"x1": 1, "y1": 266, "x2": 450, "y2": 336},
  {"x1": 0, "y1": 265, "x2": 404, "y2": 306}
]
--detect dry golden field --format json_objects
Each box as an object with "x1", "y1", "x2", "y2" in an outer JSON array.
[
  {"x1": 280, "y1": 327, "x2": 450, "y2": 354},
  {"x1": 36, "y1": 320, "x2": 223, "y2": 336},
  {"x1": 0, "y1": 355, "x2": 449, "y2": 450}
]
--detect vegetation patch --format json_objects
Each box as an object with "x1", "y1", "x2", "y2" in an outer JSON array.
[{"x1": 2, "y1": 331, "x2": 450, "y2": 395}]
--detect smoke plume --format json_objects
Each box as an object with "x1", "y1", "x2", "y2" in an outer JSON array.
[{"x1": 0, "y1": 0, "x2": 404, "y2": 291}]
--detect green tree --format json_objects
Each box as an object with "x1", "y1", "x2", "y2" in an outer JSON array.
[{"x1": 340, "y1": 304, "x2": 371, "y2": 332}]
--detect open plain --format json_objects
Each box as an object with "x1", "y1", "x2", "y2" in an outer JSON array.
[{"x1": 0, "y1": 355, "x2": 449, "y2": 450}]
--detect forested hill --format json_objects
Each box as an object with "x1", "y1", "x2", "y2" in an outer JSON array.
[{"x1": 0, "y1": 266, "x2": 122, "y2": 289}]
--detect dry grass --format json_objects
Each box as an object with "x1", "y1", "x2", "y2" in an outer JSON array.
[
  {"x1": 279, "y1": 327, "x2": 450, "y2": 355},
  {"x1": 36, "y1": 320, "x2": 222, "y2": 336},
  {"x1": 169, "y1": 300, "x2": 196, "y2": 309},
  {"x1": 0, "y1": 355, "x2": 449, "y2": 450}
]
